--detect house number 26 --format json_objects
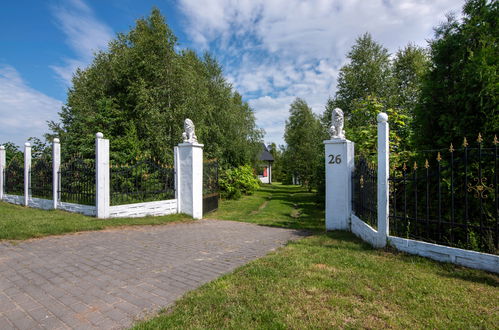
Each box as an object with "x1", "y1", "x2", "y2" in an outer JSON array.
[{"x1": 328, "y1": 154, "x2": 342, "y2": 164}]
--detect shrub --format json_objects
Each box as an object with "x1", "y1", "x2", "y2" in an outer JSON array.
[{"x1": 219, "y1": 165, "x2": 260, "y2": 199}]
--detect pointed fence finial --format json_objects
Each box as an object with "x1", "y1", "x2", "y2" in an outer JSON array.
[
  {"x1": 424, "y1": 159, "x2": 429, "y2": 169},
  {"x1": 437, "y1": 152, "x2": 442, "y2": 162},
  {"x1": 463, "y1": 137, "x2": 468, "y2": 148},
  {"x1": 477, "y1": 133, "x2": 483, "y2": 143},
  {"x1": 494, "y1": 135, "x2": 498, "y2": 145},
  {"x1": 413, "y1": 161, "x2": 418, "y2": 170},
  {"x1": 403, "y1": 163, "x2": 407, "y2": 172},
  {"x1": 449, "y1": 143, "x2": 455, "y2": 153}
]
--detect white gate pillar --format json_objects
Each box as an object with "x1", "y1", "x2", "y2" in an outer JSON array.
[
  {"x1": 324, "y1": 108, "x2": 354, "y2": 231},
  {"x1": 52, "y1": 138, "x2": 61, "y2": 209},
  {"x1": 0, "y1": 146, "x2": 5, "y2": 200},
  {"x1": 324, "y1": 139, "x2": 355, "y2": 230},
  {"x1": 176, "y1": 119, "x2": 203, "y2": 219},
  {"x1": 24, "y1": 142, "x2": 31, "y2": 206},
  {"x1": 377, "y1": 113, "x2": 389, "y2": 247},
  {"x1": 96, "y1": 132, "x2": 110, "y2": 218}
]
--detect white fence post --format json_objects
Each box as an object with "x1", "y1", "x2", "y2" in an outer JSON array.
[
  {"x1": 24, "y1": 142, "x2": 31, "y2": 206},
  {"x1": 0, "y1": 146, "x2": 5, "y2": 200},
  {"x1": 377, "y1": 113, "x2": 389, "y2": 247},
  {"x1": 96, "y1": 132, "x2": 110, "y2": 218},
  {"x1": 52, "y1": 138, "x2": 60, "y2": 209}
]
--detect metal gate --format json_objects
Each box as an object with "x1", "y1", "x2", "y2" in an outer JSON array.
[{"x1": 203, "y1": 160, "x2": 219, "y2": 215}]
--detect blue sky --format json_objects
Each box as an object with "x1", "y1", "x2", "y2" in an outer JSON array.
[{"x1": 0, "y1": 0, "x2": 464, "y2": 147}]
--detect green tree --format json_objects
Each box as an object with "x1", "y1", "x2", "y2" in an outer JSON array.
[
  {"x1": 392, "y1": 44, "x2": 429, "y2": 147},
  {"x1": 330, "y1": 33, "x2": 392, "y2": 119},
  {"x1": 324, "y1": 37, "x2": 428, "y2": 158},
  {"x1": 284, "y1": 98, "x2": 324, "y2": 189},
  {"x1": 0, "y1": 142, "x2": 22, "y2": 163},
  {"x1": 414, "y1": 0, "x2": 499, "y2": 148},
  {"x1": 49, "y1": 8, "x2": 262, "y2": 166}
]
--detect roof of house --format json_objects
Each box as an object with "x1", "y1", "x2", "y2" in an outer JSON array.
[{"x1": 258, "y1": 143, "x2": 274, "y2": 162}]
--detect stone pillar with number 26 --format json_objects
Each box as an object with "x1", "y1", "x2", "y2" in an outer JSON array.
[{"x1": 324, "y1": 108, "x2": 355, "y2": 230}]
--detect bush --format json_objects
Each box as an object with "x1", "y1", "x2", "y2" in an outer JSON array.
[{"x1": 219, "y1": 165, "x2": 260, "y2": 199}]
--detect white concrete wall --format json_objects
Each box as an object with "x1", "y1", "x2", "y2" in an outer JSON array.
[
  {"x1": 109, "y1": 199, "x2": 177, "y2": 218},
  {"x1": 28, "y1": 197, "x2": 53, "y2": 210},
  {"x1": 58, "y1": 202, "x2": 96, "y2": 216},
  {"x1": 324, "y1": 139, "x2": 354, "y2": 230},
  {"x1": 351, "y1": 214, "x2": 379, "y2": 247},
  {"x1": 389, "y1": 236, "x2": 498, "y2": 273},
  {"x1": 4, "y1": 194, "x2": 24, "y2": 205}
]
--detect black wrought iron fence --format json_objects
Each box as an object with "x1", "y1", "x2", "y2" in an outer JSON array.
[
  {"x1": 110, "y1": 157, "x2": 175, "y2": 206},
  {"x1": 203, "y1": 160, "x2": 219, "y2": 215},
  {"x1": 58, "y1": 156, "x2": 95, "y2": 205},
  {"x1": 4, "y1": 155, "x2": 23, "y2": 195},
  {"x1": 30, "y1": 154, "x2": 52, "y2": 199},
  {"x1": 352, "y1": 156, "x2": 377, "y2": 228},
  {"x1": 389, "y1": 135, "x2": 498, "y2": 254}
]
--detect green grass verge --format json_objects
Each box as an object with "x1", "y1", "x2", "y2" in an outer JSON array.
[
  {"x1": 0, "y1": 202, "x2": 191, "y2": 240},
  {"x1": 135, "y1": 183, "x2": 498, "y2": 329},
  {"x1": 209, "y1": 183, "x2": 325, "y2": 231},
  {"x1": 134, "y1": 232, "x2": 498, "y2": 329}
]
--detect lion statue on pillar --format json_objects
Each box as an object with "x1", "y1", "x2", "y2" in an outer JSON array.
[
  {"x1": 329, "y1": 108, "x2": 345, "y2": 139},
  {"x1": 182, "y1": 118, "x2": 198, "y2": 143}
]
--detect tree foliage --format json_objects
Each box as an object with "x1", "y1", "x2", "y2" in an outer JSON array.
[
  {"x1": 49, "y1": 8, "x2": 262, "y2": 166},
  {"x1": 332, "y1": 33, "x2": 392, "y2": 119},
  {"x1": 414, "y1": 0, "x2": 498, "y2": 148},
  {"x1": 283, "y1": 98, "x2": 324, "y2": 189},
  {"x1": 324, "y1": 34, "x2": 428, "y2": 160}
]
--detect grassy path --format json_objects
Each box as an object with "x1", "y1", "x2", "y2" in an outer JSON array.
[
  {"x1": 136, "y1": 184, "x2": 498, "y2": 329},
  {"x1": 209, "y1": 184, "x2": 325, "y2": 231}
]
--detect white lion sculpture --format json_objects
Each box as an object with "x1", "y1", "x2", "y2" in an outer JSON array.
[
  {"x1": 329, "y1": 108, "x2": 345, "y2": 139},
  {"x1": 182, "y1": 118, "x2": 198, "y2": 143}
]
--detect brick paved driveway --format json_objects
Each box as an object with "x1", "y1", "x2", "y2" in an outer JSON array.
[{"x1": 0, "y1": 220, "x2": 305, "y2": 329}]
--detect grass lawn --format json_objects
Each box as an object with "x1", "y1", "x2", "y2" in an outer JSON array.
[
  {"x1": 0, "y1": 202, "x2": 191, "y2": 240},
  {"x1": 135, "y1": 183, "x2": 499, "y2": 329}
]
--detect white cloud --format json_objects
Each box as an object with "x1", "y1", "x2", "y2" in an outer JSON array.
[
  {"x1": 0, "y1": 65, "x2": 63, "y2": 146},
  {"x1": 50, "y1": 0, "x2": 114, "y2": 86},
  {"x1": 178, "y1": 0, "x2": 465, "y2": 144}
]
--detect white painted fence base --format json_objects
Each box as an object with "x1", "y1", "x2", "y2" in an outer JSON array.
[
  {"x1": 109, "y1": 199, "x2": 177, "y2": 218},
  {"x1": 58, "y1": 202, "x2": 96, "y2": 217},
  {"x1": 388, "y1": 236, "x2": 499, "y2": 274},
  {"x1": 3, "y1": 194, "x2": 24, "y2": 206},
  {"x1": 28, "y1": 197, "x2": 53, "y2": 210},
  {"x1": 351, "y1": 214, "x2": 381, "y2": 248}
]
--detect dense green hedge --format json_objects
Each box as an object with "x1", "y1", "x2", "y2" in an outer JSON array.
[{"x1": 219, "y1": 165, "x2": 260, "y2": 200}]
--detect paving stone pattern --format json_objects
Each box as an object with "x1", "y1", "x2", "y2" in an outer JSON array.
[{"x1": 0, "y1": 220, "x2": 305, "y2": 329}]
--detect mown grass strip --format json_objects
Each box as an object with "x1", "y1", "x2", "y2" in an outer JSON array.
[{"x1": 0, "y1": 202, "x2": 191, "y2": 240}]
